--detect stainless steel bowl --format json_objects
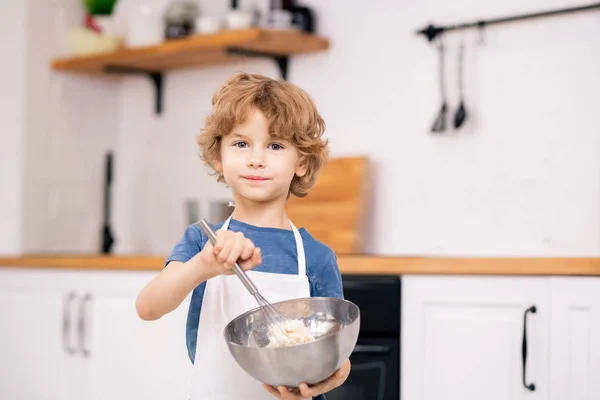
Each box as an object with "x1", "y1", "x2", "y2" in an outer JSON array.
[{"x1": 223, "y1": 297, "x2": 360, "y2": 388}]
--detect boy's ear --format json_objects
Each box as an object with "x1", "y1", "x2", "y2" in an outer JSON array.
[
  {"x1": 295, "y1": 156, "x2": 308, "y2": 177},
  {"x1": 214, "y1": 158, "x2": 223, "y2": 174}
]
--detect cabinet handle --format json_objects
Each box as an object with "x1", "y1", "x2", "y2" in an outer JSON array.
[
  {"x1": 78, "y1": 293, "x2": 92, "y2": 357},
  {"x1": 352, "y1": 344, "x2": 392, "y2": 355},
  {"x1": 62, "y1": 292, "x2": 77, "y2": 355},
  {"x1": 522, "y1": 305, "x2": 536, "y2": 391}
]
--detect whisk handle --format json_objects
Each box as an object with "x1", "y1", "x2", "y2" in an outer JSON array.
[{"x1": 197, "y1": 219, "x2": 259, "y2": 296}]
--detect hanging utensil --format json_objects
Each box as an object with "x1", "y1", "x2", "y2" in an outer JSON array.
[
  {"x1": 431, "y1": 38, "x2": 447, "y2": 133},
  {"x1": 454, "y1": 41, "x2": 468, "y2": 129},
  {"x1": 101, "y1": 152, "x2": 115, "y2": 254}
]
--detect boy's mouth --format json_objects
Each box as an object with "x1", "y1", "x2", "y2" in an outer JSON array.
[{"x1": 242, "y1": 175, "x2": 270, "y2": 182}]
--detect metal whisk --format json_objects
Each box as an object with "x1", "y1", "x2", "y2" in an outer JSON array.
[{"x1": 198, "y1": 219, "x2": 286, "y2": 335}]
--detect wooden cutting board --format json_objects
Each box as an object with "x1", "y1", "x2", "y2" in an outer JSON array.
[{"x1": 286, "y1": 156, "x2": 370, "y2": 254}]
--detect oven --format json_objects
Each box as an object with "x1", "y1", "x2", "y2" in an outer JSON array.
[{"x1": 326, "y1": 275, "x2": 401, "y2": 400}]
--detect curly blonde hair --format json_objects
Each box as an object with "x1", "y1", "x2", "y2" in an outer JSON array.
[{"x1": 197, "y1": 72, "x2": 329, "y2": 198}]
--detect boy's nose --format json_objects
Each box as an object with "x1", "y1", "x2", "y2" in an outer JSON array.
[{"x1": 247, "y1": 151, "x2": 266, "y2": 168}]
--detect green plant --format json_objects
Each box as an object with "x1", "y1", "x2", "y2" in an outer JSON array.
[{"x1": 84, "y1": 0, "x2": 117, "y2": 15}]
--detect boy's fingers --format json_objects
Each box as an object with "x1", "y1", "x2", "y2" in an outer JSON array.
[
  {"x1": 239, "y1": 248, "x2": 261, "y2": 271},
  {"x1": 225, "y1": 232, "x2": 245, "y2": 267},
  {"x1": 264, "y1": 384, "x2": 281, "y2": 398},
  {"x1": 240, "y1": 238, "x2": 255, "y2": 260},
  {"x1": 216, "y1": 233, "x2": 234, "y2": 265},
  {"x1": 214, "y1": 230, "x2": 225, "y2": 253},
  {"x1": 298, "y1": 383, "x2": 312, "y2": 396},
  {"x1": 252, "y1": 247, "x2": 262, "y2": 265},
  {"x1": 277, "y1": 386, "x2": 288, "y2": 398}
]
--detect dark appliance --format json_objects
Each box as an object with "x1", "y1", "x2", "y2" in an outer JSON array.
[
  {"x1": 326, "y1": 275, "x2": 401, "y2": 400},
  {"x1": 282, "y1": 0, "x2": 316, "y2": 33},
  {"x1": 164, "y1": 2, "x2": 199, "y2": 40}
]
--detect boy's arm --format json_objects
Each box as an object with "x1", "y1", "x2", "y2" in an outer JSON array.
[
  {"x1": 136, "y1": 227, "x2": 262, "y2": 321},
  {"x1": 312, "y1": 253, "x2": 344, "y2": 299},
  {"x1": 135, "y1": 253, "x2": 213, "y2": 321}
]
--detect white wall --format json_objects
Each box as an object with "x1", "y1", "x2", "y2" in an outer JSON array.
[
  {"x1": 4, "y1": 0, "x2": 600, "y2": 257},
  {"x1": 23, "y1": 0, "x2": 121, "y2": 254},
  {"x1": 0, "y1": 0, "x2": 120, "y2": 255},
  {"x1": 0, "y1": 2, "x2": 28, "y2": 254},
  {"x1": 112, "y1": 0, "x2": 600, "y2": 257}
]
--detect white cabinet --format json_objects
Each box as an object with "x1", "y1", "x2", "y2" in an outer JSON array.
[
  {"x1": 402, "y1": 276, "x2": 549, "y2": 400},
  {"x1": 402, "y1": 275, "x2": 600, "y2": 400},
  {"x1": 0, "y1": 268, "x2": 192, "y2": 400},
  {"x1": 81, "y1": 271, "x2": 192, "y2": 400},
  {"x1": 0, "y1": 269, "x2": 84, "y2": 400},
  {"x1": 549, "y1": 277, "x2": 600, "y2": 400}
]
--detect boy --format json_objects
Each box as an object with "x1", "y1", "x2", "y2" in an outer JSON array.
[{"x1": 136, "y1": 72, "x2": 350, "y2": 400}]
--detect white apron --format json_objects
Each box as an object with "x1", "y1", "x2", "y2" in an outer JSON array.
[{"x1": 190, "y1": 216, "x2": 310, "y2": 400}]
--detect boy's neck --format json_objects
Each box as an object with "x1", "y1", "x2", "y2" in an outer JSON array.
[{"x1": 229, "y1": 195, "x2": 291, "y2": 230}]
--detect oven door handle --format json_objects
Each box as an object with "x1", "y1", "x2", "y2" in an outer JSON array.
[{"x1": 353, "y1": 344, "x2": 392, "y2": 355}]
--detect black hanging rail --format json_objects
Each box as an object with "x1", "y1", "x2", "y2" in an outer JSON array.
[{"x1": 416, "y1": 2, "x2": 600, "y2": 42}]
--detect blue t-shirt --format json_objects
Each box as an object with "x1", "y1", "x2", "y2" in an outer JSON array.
[{"x1": 165, "y1": 218, "x2": 344, "y2": 399}]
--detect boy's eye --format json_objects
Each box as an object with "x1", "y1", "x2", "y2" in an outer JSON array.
[
  {"x1": 268, "y1": 143, "x2": 284, "y2": 150},
  {"x1": 233, "y1": 141, "x2": 248, "y2": 148}
]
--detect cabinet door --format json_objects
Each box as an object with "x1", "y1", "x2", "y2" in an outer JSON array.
[
  {"x1": 550, "y1": 277, "x2": 600, "y2": 400},
  {"x1": 402, "y1": 276, "x2": 549, "y2": 400},
  {"x1": 0, "y1": 268, "x2": 85, "y2": 400},
  {"x1": 82, "y1": 270, "x2": 193, "y2": 400}
]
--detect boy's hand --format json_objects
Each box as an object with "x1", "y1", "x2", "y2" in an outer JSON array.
[
  {"x1": 263, "y1": 359, "x2": 351, "y2": 399},
  {"x1": 199, "y1": 230, "x2": 262, "y2": 278}
]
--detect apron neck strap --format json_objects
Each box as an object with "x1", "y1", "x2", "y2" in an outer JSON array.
[
  {"x1": 220, "y1": 216, "x2": 306, "y2": 276},
  {"x1": 289, "y1": 220, "x2": 306, "y2": 276}
]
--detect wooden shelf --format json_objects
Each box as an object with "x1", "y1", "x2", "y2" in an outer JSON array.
[
  {"x1": 50, "y1": 29, "x2": 329, "y2": 114},
  {"x1": 51, "y1": 28, "x2": 329, "y2": 73}
]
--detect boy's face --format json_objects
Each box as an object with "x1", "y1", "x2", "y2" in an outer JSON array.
[{"x1": 215, "y1": 107, "x2": 307, "y2": 203}]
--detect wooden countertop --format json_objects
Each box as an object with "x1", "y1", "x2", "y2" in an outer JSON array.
[{"x1": 1, "y1": 255, "x2": 600, "y2": 276}]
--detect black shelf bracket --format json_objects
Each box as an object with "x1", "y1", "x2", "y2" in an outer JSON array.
[
  {"x1": 226, "y1": 48, "x2": 290, "y2": 80},
  {"x1": 105, "y1": 65, "x2": 164, "y2": 114},
  {"x1": 416, "y1": 1, "x2": 600, "y2": 42},
  {"x1": 103, "y1": 49, "x2": 291, "y2": 114}
]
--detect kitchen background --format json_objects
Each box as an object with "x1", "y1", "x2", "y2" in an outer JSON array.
[
  {"x1": 2, "y1": 0, "x2": 598, "y2": 258},
  {"x1": 1, "y1": 1, "x2": 600, "y2": 400}
]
